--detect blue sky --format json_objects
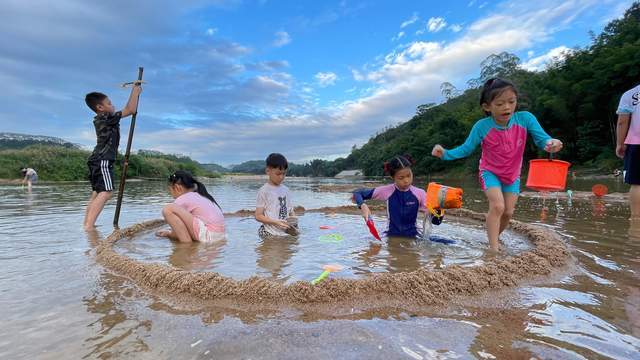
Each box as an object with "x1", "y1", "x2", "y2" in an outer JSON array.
[{"x1": 0, "y1": 0, "x2": 633, "y2": 165}]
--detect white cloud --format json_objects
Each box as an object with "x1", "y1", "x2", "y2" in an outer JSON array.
[
  {"x1": 521, "y1": 45, "x2": 572, "y2": 71},
  {"x1": 449, "y1": 24, "x2": 463, "y2": 32},
  {"x1": 206, "y1": 27, "x2": 217, "y2": 36},
  {"x1": 392, "y1": 31, "x2": 405, "y2": 41},
  {"x1": 315, "y1": 72, "x2": 338, "y2": 87},
  {"x1": 400, "y1": 12, "x2": 419, "y2": 28},
  {"x1": 427, "y1": 17, "x2": 447, "y2": 32},
  {"x1": 527, "y1": 50, "x2": 535, "y2": 58},
  {"x1": 273, "y1": 31, "x2": 291, "y2": 47},
  {"x1": 136, "y1": 1, "x2": 603, "y2": 163},
  {"x1": 0, "y1": 0, "x2": 615, "y2": 164},
  {"x1": 351, "y1": 69, "x2": 365, "y2": 81}
]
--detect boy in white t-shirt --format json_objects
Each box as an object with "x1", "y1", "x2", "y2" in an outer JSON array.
[
  {"x1": 616, "y1": 83, "x2": 640, "y2": 218},
  {"x1": 254, "y1": 153, "x2": 298, "y2": 237}
]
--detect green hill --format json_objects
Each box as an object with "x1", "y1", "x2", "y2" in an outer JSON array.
[
  {"x1": 337, "y1": 3, "x2": 640, "y2": 176},
  {"x1": 200, "y1": 163, "x2": 229, "y2": 173},
  {"x1": 0, "y1": 145, "x2": 220, "y2": 181},
  {"x1": 0, "y1": 132, "x2": 79, "y2": 150}
]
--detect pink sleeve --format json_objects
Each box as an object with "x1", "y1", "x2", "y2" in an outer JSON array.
[
  {"x1": 410, "y1": 186, "x2": 427, "y2": 211},
  {"x1": 371, "y1": 184, "x2": 396, "y2": 201}
]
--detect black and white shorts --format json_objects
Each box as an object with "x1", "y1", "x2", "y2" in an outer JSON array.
[
  {"x1": 88, "y1": 159, "x2": 114, "y2": 193},
  {"x1": 624, "y1": 145, "x2": 640, "y2": 185}
]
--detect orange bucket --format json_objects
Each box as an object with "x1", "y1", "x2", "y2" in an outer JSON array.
[
  {"x1": 426, "y1": 182, "x2": 463, "y2": 214},
  {"x1": 525, "y1": 159, "x2": 571, "y2": 192},
  {"x1": 592, "y1": 184, "x2": 608, "y2": 197}
]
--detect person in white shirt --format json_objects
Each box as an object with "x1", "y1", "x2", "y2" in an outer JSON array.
[
  {"x1": 616, "y1": 83, "x2": 640, "y2": 219},
  {"x1": 254, "y1": 153, "x2": 298, "y2": 237}
]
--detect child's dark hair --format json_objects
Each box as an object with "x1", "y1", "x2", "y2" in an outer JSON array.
[
  {"x1": 168, "y1": 170, "x2": 221, "y2": 209},
  {"x1": 479, "y1": 78, "x2": 519, "y2": 115},
  {"x1": 20, "y1": 168, "x2": 27, "y2": 176},
  {"x1": 85, "y1": 92, "x2": 108, "y2": 112},
  {"x1": 265, "y1": 153, "x2": 288, "y2": 170},
  {"x1": 383, "y1": 154, "x2": 415, "y2": 177}
]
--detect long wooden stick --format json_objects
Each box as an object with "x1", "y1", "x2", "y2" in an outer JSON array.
[{"x1": 113, "y1": 67, "x2": 144, "y2": 228}]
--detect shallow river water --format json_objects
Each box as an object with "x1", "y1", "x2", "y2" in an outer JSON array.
[{"x1": 1, "y1": 176, "x2": 638, "y2": 359}]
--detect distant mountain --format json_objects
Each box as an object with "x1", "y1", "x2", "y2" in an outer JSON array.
[
  {"x1": 200, "y1": 163, "x2": 229, "y2": 173},
  {"x1": 0, "y1": 132, "x2": 80, "y2": 150},
  {"x1": 230, "y1": 160, "x2": 264, "y2": 174}
]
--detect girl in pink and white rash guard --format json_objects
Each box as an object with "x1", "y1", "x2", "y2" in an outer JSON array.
[{"x1": 432, "y1": 78, "x2": 563, "y2": 251}]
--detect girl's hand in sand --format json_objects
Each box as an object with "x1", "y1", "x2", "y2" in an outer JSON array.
[
  {"x1": 432, "y1": 145, "x2": 445, "y2": 158},
  {"x1": 360, "y1": 203, "x2": 371, "y2": 221},
  {"x1": 156, "y1": 230, "x2": 172, "y2": 238},
  {"x1": 545, "y1": 139, "x2": 563, "y2": 153}
]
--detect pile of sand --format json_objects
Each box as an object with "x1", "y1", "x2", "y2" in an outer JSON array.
[
  {"x1": 520, "y1": 190, "x2": 629, "y2": 203},
  {"x1": 96, "y1": 208, "x2": 569, "y2": 306}
]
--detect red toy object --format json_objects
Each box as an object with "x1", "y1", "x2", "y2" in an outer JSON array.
[
  {"x1": 366, "y1": 216, "x2": 382, "y2": 241},
  {"x1": 592, "y1": 184, "x2": 608, "y2": 197},
  {"x1": 319, "y1": 225, "x2": 335, "y2": 230},
  {"x1": 526, "y1": 158, "x2": 571, "y2": 192}
]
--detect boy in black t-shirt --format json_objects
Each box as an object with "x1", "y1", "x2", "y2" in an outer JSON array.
[{"x1": 83, "y1": 83, "x2": 142, "y2": 230}]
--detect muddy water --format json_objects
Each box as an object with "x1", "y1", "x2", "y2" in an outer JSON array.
[{"x1": 1, "y1": 177, "x2": 639, "y2": 359}]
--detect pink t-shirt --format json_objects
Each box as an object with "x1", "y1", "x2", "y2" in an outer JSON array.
[{"x1": 174, "y1": 192, "x2": 224, "y2": 232}]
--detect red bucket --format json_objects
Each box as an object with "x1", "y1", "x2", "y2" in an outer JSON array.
[
  {"x1": 592, "y1": 184, "x2": 608, "y2": 197},
  {"x1": 526, "y1": 159, "x2": 571, "y2": 192}
]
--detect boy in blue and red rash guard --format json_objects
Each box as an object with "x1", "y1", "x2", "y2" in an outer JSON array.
[{"x1": 352, "y1": 155, "x2": 428, "y2": 238}]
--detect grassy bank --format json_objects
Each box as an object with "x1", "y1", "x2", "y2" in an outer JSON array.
[{"x1": 0, "y1": 145, "x2": 219, "y2": 181}]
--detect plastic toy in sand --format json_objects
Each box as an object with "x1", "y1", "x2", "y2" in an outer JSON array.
[
  {"x1": 526, "y1": 154, "x2": 571, "y2": 192},
  {"x1": 365, "y1": 215, "x2": 382, "y2": 241},
  {"x1": 311, "y1": 264, "x2": 344, "y2": 285},
  {"x1": 592, "y1": 184, "x2": 608, "y2": 198},
  {"x1": 318, "y1": 233, "x2": 344, "y2": 243},
  {"x1": 428, "y1": 235, "x2": 456, "y2": 245}
]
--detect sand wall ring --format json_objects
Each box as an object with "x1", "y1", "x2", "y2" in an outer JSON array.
[{"x1": 95, "y1": 208, "x2": 570, "y2": 306}]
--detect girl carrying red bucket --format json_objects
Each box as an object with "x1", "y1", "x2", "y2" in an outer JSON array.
[{"x1": 432, "y1": 78, "x2": 563, "y2": 251}]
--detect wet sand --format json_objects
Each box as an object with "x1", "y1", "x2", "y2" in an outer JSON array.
[
  {"x1": 520, "y1": 190, "x2": 629, "y2": 203},
  {"x1": 96, "y1": 207, "x2": 570, "y2": 311}
]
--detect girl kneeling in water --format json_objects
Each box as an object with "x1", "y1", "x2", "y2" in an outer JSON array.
[{"x1": 156, "y1": 170, "x2": 225, "y2": 243}]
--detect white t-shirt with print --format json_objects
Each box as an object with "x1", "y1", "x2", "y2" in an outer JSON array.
[
  {"x1": 256, "y1": 183, "x2": 293, "y2": 236},
  {"x1": 617, "y1": 84, "x2": 640, "y2": 145}
]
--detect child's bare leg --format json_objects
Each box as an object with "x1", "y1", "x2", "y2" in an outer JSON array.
[
  {"x1": 630, "y1": 185, "x2": 640, "y2": 219},
  {"x1": 83, "y1": 192, "x2": 98, "y2": 227},
  {"x1": 499, "y1": 193, "x2": 519, "y2": 234},
  {"x1": 162, "y1": 204, "x2": 196, "y2": 243},
  {"x1": 485, "y1": 188, "x2": 505, "y2": 251},
  {"x1": 84, "y1": 191, "x2": 112, "y2": 230}
]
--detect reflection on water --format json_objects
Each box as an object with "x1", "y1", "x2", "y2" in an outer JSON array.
[
  {"x1": 1, "y1": 177, "x2": 639, "y2": 358},
  {"x1": 256, "y1": 235, "x2": 298, "y2": 280}
]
